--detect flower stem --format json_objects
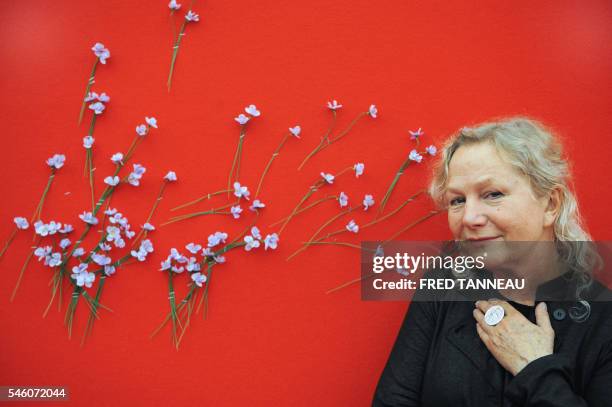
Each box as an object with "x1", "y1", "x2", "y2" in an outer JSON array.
[
  {"x1": 78, "y1": 59, "x2": 98, "y2": 124},
  {"x1": 81, "y1": 274, "x2": 106, "y2": 345},
  {"x1": 286, "y1": 206, "x2": 361, "y2": 261},
  {"x1": 132, "y1": 181, "x2": 167, "y2": 245},
  {"x1": 162, "y1": 202, "x2": 236, "y2": 226},
  {"x1": 0, "y1": 228, "x2": 17, "y2": 261},
  {"x1": 31, "y1": 170, "x2": 56, "y2": 224},
  {"x1": 378, "y1": 156, "x2": 413, "y2": 215},
  {"x1": 227, "y1": 127, "x2": 246, "y2": 196},
  {"x1": 278, "y1": 181, "x2": 324, "y2": 235},
  {"x1": 167, "y1": 270, "x2": 181, "y2": 348},
  {"x1": 255, "y1": 132, "x2": 290, "y2": 198},
  {"x1": 167, "y1": 20, "x2": 187, "y2": 91},
  {"x1": 10, "y1": 237, "x2": 40, "y2": 302},
  {"x1": 326, "y1": 272, "x2": 378, "y2": 294},
  {"x1": 381, "y1": 210, "x2": 442, "y2": 243},
  {"x1": 298, "y1": 111, "x2": 336, "y2": 170},
  {"x1": 363, "y1": 190, "x2": 424, "y2": 228},
  {"x1": 326, "y1": 111, "x2": 367, "y2": 144},
  {"x1": 269, "y1": 195, "x2": 337, "y2": 228},
  {"x1": 171, "y1": 188, "x2": 230, "y2": 212}
]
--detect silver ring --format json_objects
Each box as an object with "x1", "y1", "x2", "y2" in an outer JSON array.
[{"x1": 484, "y1": 305, "x2": 505, "y2": 326}]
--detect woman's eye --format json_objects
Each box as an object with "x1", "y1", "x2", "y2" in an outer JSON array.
[
  {"x1": 449, "y1": 197, "x2": 465, "y2": 206},
  {"x1": 484, "y1": 191, "x2": 504, "y2": 199}
]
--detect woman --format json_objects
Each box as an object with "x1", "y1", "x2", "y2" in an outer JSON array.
[{"x1": 372, "y1": 118, "x2": 612, "y2": 406}]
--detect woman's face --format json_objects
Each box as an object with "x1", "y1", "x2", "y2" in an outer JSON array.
[{"x1": 445, "y1": 142, "x2": 555, "y2": 243}]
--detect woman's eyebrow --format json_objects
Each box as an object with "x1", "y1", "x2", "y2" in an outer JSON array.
[{"x1": 446, "y1": 176, "x2": 498, "y2": 193}]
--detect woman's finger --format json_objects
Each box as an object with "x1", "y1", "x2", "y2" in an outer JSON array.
[{"x1": 535, "y1": 302, "x2": 553, "y2": 332}]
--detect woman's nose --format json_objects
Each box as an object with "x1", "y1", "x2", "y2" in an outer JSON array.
[{"x1": 462, "y1": 199, "x2": 487, "y2": 228}]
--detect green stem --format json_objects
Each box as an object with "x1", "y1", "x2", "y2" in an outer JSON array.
[
  {"x1": 255, "y1": 133, "x2": 290, "y2": 198},
  {"x1": 0, "y1": 228, "x2": 17, "y2": 261},
  {"x1": 167, "y1": 20, "x2": 187, "y2": 91},
  {"x1": 326, "y1": 111, "x2": 367, "y2": 144},
  {"x1": 269, "y1": 195, "x2": 337, "y2": 228},
  {"x1": 227, "y1": 127, "x2": 246, "y2": 196},
  {"x1": 298, "y1": 111, "x2": 336, "y2": 170},
  {"x1": 78, "y1": 59, "x2": 98, "y2": 124},
  {"x1": 171, "y1": 188, "x2": 230, "y2": 212},
  {"x1": 31, "y1": 171, "x2": 56, "y2": 224},
  {"x1": 378, "y1": 157, "x2": 413, "y2": 215}
]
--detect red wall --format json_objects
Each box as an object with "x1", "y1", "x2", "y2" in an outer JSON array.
[{"x1": 1, "y1": 1, "x2": 611, "y2": 406}]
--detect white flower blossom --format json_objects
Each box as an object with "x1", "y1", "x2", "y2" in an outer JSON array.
[
  {"x1": 409, "y1": 149, "x2": 423, "y2": 163},
  {"x1": 84, "y1": 92, "x2": 99, "y2": 103},
  {"x1": 14, "y1": 217, "x2": 29, "y2": 230},
  {"x1": 185, "y1": 10, "x2": 199, "y2": 22},
  {"x1": 164, "y1": 171, "x2": 177, "y2": 182},
  {"x1": 191, "y1": 272, "x2": 207, "y2": 287},
  {"x1": 363, "y1": 194, "x2": 375, "y2": 210},
  {"x1": 47, "y1": 221, "x2": 62, "y2": 235},
  {"x1": 168, "y1": 0, "x2": 181, "y2": 10},
  {"x1": 251, "y1": 226, "x2": 262, "y2": 240},
  {"x1": 92, "y1": 253, "x2": 111, "y2": 266},
  {"x1": 145, "y1": 117, "x2": 158, "y2": 128},
  {"x1": 249, "y1": 199, "x2": 265, "y2": 211},
  {"x1": 79, "y1": 211, "x2": 98, "y2": 225},
  {"x1": 34, "y1": 246, "x2": 52, "y2": 261},
  {"x1": 235, "y1": 114, "x2": 250, "y2": 125},
  {"x1": 83, "y1": 136, "x2": 95, "y2": 149},
  {"x1": 104, "y1": 176, "x2": 120, "y2": 186},
  {"x1": 34, "y1": 221, "x2": 49, "y2": 236},
  {"x1": 231, "y1": 205, "x2": 243, "y2": 219},
  {"x1": 320, "y1": 172, "x2": 334, "y2": 184},
  {"x1": 207, "y1": 232, "x2": 228, "y2": 248},
  {"x1": 171, "y1": 265, "x2": 185, "y2": 273},
  {"x1": 202, "y1": 248, "x2": 226, "y2": 263},
  {"x1": 327, "y1": 100, "x2": 342, "y2": 110},
  {"x1": 338, "y1": 192, "x2": 348, "y2": 208},
  {"x1": 131, "y1": 239, "x2": 153, "y2": 261},
  {"x1": 233, "y1": 182, "x2": 250, "y2": 200},
  {"x1": 368, "y1": 104, "x2": 378, "y2": 118},
  {"x1": 409, "y1": 128, "x2": 424, "y2": 140},
  {"x1": 97, "y1": 93, "x2": 110, "y2": 103},
  {"x1": 128, "y1": 164, "x2": 146, "y2": 186},
  {"x1": 60, "y1": 238, "x2": 71, "y2": 249},
  {"x1": 100, "y1": 242, "x2": 113, "y2": 251},
  {"x1": 92, "y1": 43, "x2": 110, "y2": 64},
  {"x1": 89, "y1": 101, "x2": 106, "y2": 115},
  {"x1": 104, "y1": 265, "x2": 116, "y2": 276},
  {"x1": 243, "y1": 235, "x2": 260, "y2": 251},
  {"x1": 289, "y1": 126, "x2": 301, "y2": 138},
  {"x1": 135, "y1": 124, "x2": 147, "y2": 136},
  {"x1": 72, "y1": 247, "x2": 85, "y2": 257},
  {"x1": 160, "y1": 259, "x2": 172, "y2": 271},
  {"x1": 244, "y1": 104, "x2": 260, "y2": 117},
  {"x1": 346, "y1": 220, "x2": 359, "y2": 233},
  {"x1": 60, "y1": 224, "x2": 74, "y2": 234},
  {"x1": 186, "y1": 257, "x2": 201, "y2": 272},
  {"x1": 111, "y1": 152, "x2": 124, "y2": 165},
  {"x1": 47, "y1": 252, "x2": 62, "y2": 267},
  {"x1": 71, "y1": 263, "x2": 95, "y2": 288},
  {"x1": 142, "y1": 223, "x2": 155, "y2": 231},
  {"x1": 263, "y1": 233, "x2": 279, "y2": 250},
  {"x1": 425, "y1": 145, "x2": 437, "y2": 156},
  {"x1": 354, "y1": 163, "x2": 364, "y2": 178},
  {"x1": 46, "y1": 154, "x2": 66, "y2": 169},
  {"x1": 186, "y1": 243, "x2": 202, "y2": 254},
  {"x1": 374, "y1": 245, "x2": 384, "y2": 258},
  {"x1": 104, "y1": 208, "x2": 118, "y2": 216}
]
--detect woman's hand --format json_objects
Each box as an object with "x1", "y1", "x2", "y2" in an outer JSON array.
[{"x1": 473, "y1": 300, "x2": 555, "y2": 376}]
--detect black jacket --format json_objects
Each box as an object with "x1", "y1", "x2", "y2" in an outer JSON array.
[{"x1": 372, "y1": 270, "x2": 612, "y2": 406}]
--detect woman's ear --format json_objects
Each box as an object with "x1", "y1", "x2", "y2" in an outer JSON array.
[{"x1": 543, "y1": 188, "x2": 562, "y2": 228}]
